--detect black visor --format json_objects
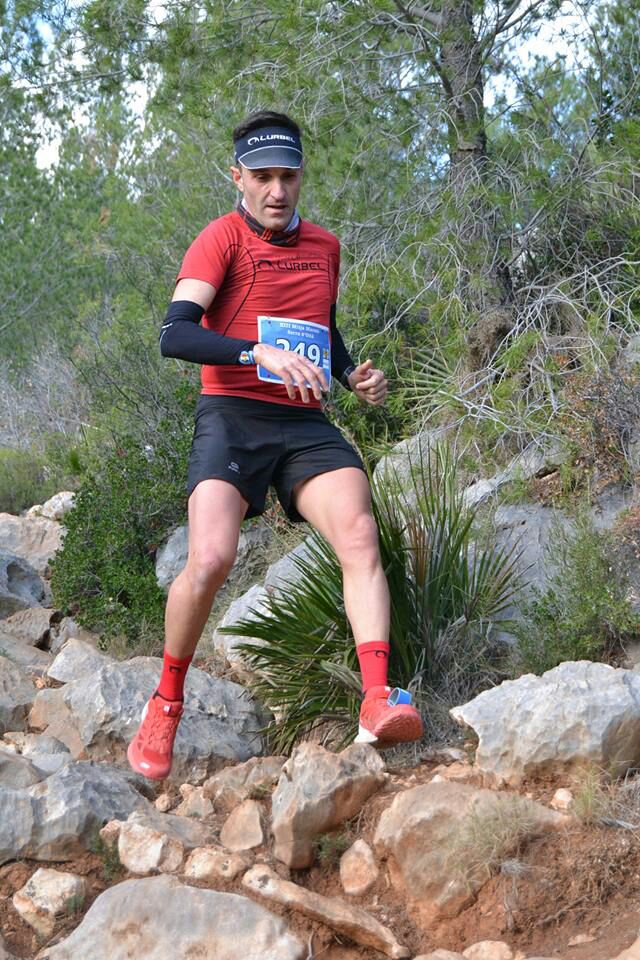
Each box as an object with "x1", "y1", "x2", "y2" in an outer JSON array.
[{"x1": 234, "y1": 125, "x2": 303, "y2": 169}]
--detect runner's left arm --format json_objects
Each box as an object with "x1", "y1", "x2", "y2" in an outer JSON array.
[{"x1": 330, "y1": 304, "x2": 356, "y2": 389}]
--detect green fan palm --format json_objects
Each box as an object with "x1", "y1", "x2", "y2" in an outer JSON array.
[{"x1": 226, "y1": 441, "x2": 523, "y2": 752}]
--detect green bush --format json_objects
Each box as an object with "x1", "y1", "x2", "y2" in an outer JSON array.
[
  {"x1": 0, "y1": 436, "x2": 82, "y2": 515},
  {"x1": 512, "y1": 513, "x2": 640, "y2": 673},
  {"x1": 226, "y1": 443, "x2": 523, "y2": 751},
  {"x1": 50, "y1": 417, "x2": 192, "y2": 649}
]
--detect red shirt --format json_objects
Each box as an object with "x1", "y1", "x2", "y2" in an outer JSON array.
[{"x1": 177, "y1": 211, "x2": 340, "y2": 408}]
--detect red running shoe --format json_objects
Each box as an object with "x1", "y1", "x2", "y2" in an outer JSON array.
[
  {"x1": 355, "y1": 685, "x2": 423, "y2": 746},
  {"x1": 127, "y1": 694, "x2": 183, "y2": 780}
]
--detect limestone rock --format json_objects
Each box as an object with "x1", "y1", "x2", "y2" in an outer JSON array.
[
  {"x1": 271, "y1": 742, "x2": 386, "y2": 868},
  {"x1": 211, "y1": 583, "x2": 271, "y2": 665},
  {"x1": 110, "y1": 807, "x2": 214, "y2": 851},
  {"x1": 13, "y1": 868, "x2": 86, "y2": 940},
  {"x1": 45, "y1": 655, "x2": 267, "y2": 781},
  {"x1": 1, "y1": 608, "x2": 54, "y2": 646},
  {"x1": 243, "y1": 864, "x2": 410, "y2": 958},
  {"x1": 184, "y1": 845, "x2": 248, "y2": 881},
  {"x1": 263, "y1": 537, "x2": 314, "y2": 593},
  {"x1": 0, "y1": 655, "x2": 35, "y2": 735},
  {"x1": 0, "y1": 761, "x2": 149, "y2": 866},
  {"x1": 39, "y1": 493, "x2": 75, "y2": 522},
  {"x1": 0, "y1": 513, "x2": 63, "y2": 576},
  {"x1": 220, "y1": 798, "x2": 265, "y2": 851},
  {"x1": 0, "y1": 552, "x2": 45, "y2": 617},
  {"x1": 117, "y1": 821, "x2": 184, "y2": 875},
  {"x1": 0, "y1": 750, "x2": 43, "y2": 788},
  {"x1": 0, "y1": 630, "x2": 53, "y2": 675},
  {"x1": 373, "y1": 429, "x2": 448, "y2": 499},
  {"x1": 550, "y1": 788, "x2": 574, "y2": 812},
  {"x1": 27, "y1": 687, "x2": 84, "y2": 757},
  {"x1": 463, "y1": 944, "x2": 513, "y2": 960},
  {"x1": 48, "y1": 618, "x2": 100, "y2": 656},
  {"x1": 451, "y1": 660, "x2": 640, "y2": 784},
  {"x1": 37, "y1": 875, "x2": 306, "y2": 960},
  {"x1": 154, "y1": 793, "x2": 173, "y2": 813},
  {"x1": 203, "y1": 755, "x2": 286, "y2": 810},
  {"x1": 374, "y1": 780, "x2": 565, "y2": 923},
  {"x1": 47, "y1": 638, "x2": 109, "y2": 683},
  {"x1": 174, "y1": 783, "x2": 213, "y2": 819},
  {"x1": 413, "y1": 953, "x2": 465, "y2": 960},
  {"x1": 340, "y1": 839, "x2": 379, "y2": 896},
  {"x1": 7, "y1": 733, "x2": 72, "y2": 777}
]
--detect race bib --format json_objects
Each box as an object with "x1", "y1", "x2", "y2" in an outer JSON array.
[{"x1": 257, "y1": 316, "x2": 331, "y2": 385}]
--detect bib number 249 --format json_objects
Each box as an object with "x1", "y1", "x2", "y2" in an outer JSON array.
[{"x1": 275, "y1": 337, "x2": 322, "y2": 367}]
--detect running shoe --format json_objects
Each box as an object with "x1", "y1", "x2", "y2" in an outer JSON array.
[
  {"x1": 355, "y1": 685, "x2": 423, "y2": 746},
  {"x1": 127, "y1": 694, "x2": 183, "y2": 780}
]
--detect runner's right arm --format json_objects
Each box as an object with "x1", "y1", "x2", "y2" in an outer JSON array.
[{"x1": 159, "y1": 279, "x2": 256, "y2": 365}]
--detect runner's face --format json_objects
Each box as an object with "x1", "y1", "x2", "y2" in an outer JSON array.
[{"x1": 231, "y1": 164, "x2": 303, "y2": 231}]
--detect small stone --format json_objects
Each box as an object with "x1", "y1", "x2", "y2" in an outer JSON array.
[
  {"x1": 12, "y1": 868, "x2": 86, "y2": 940},
  {"x1": 463, "y1": 943, "x2": 513, "y2": 960},
  {"x1": 174, "y1": 784, "x2": 213, "y2": 819},
  {"x1": 220, "y1": 799, "x2": 265, "y2": 851},
  {"x1": 413, "y1": 953, "x2": 465, "y2": 960},
  {"x1": 155, "y1": 793, "x2": 173, "y2": 813},
  {"x1": 567, "y1": 934, "x2": 597, "y2": 946},
  {"x1": 184, "y1": 846, "x2": 248, "y2": 881},
  {"x1": 118, "y1": 821, "x2": 184, "y2": 875},
  {"x1": 340, "y1": 839, "x2": 379, "y2": 896},
  {"x1": 99, "y1": 821, "x2": 121, "y2": 848},
  {"x1": 551, "y1": 788, "x2": 574, "y2": 812}
]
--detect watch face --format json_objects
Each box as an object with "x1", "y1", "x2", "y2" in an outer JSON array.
[{"x1": 239, "y1": 350, "x2": 254, "y2": 365}]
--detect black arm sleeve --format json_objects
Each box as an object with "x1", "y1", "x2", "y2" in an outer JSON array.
[
  {"x1": 330, "y1": 304, "x2": 356, "y2": 389},
  {"x1": 159, "y1": 300, "x2": 257, "y2": 365}
]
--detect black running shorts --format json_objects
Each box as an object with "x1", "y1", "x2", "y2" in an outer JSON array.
[{"x1": 187, "y1": 395, "x2": 365, "y2": 522}]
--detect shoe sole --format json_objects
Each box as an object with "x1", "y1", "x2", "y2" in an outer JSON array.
[{"x1": 355, "y1": 711, "x2": 423, "y2": 746}]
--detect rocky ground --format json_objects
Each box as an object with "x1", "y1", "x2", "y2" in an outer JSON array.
[{"x1": 3, "y1": 488, "x2": 640, "y2": 959}]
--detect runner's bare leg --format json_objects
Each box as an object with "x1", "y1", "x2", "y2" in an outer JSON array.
[
  {"x1": 163, "y1": 479, "x2": 249, "y2": 658},
  {"x1": 292, "y1": 467, "x2": 390, "y2": 644}
]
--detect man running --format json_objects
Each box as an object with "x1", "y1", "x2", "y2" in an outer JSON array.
[{"x1": 128, "y1": 110, "x2": 423, "y2": 780}]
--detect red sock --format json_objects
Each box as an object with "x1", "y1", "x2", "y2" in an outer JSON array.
[
  {"x1": 155, "y1": 651, "x2": 193, "y2": 702},
  {"x1": 356, "y1": 641, "x2": 390, "y2": 696}
]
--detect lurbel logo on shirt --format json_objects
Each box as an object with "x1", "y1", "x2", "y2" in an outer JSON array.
[{"x1": 256, "y1": 259, "x2": 323, "y2": 272}]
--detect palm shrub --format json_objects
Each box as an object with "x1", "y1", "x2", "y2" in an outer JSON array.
[{"x1": 226, "y1": 443, "x2": 523, "y2": 751}]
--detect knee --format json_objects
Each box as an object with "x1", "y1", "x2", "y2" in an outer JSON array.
[
  {"x1": 333, "y1": 513, "x2": 380, "y2": 569},
  {"x1": 185, "y1": 548, "x2": 236, "y2": 596}
]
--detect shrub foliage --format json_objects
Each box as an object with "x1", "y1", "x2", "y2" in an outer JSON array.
[{"x1": 225, "y1": 444, "x2": 523, "y2": 751}]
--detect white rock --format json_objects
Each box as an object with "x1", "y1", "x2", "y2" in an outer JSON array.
[
  {"x1": 609, "y1": 934, "x2": 640, "y2": 959},
  {"x1": 40, "y1": 492, "x2": 75, "y2": 521},
  {"x1": 451, "y1": 661, "x2": 640, "y2": 784},
  {"x1": 118, "y1": 821, "x2": 184, "y2": 875},
  {"x1": 220, "y1": 799, "x2": 265, "y2": 851},
  {"x1": 13, "y1": 868, "x2": 86, "y2": 939},
  {"x1": 567, "y1": 933, "x2": 596, "y2": 946},
  {"x1": 183, "y1": 846, "x2": 248, "y2": 881},
  {"x1": 271, "y1": 742, "x2": 386, "y2": 868},
  {"x1": 374, "y1": 781, "x2": 565, "y2": 922},
  {"x1": 463, "y1": 943, "x2": 513, "y2": 960},
  {"x1": 243, "y1": 864, "x2": 410, "y2": 958},
  {"x1": 47, "y1": 638, "x2": 109, "y2": 683},
  {"x1": 0, "y1": 513, "x2": 63, "y2": 575},
  {"x1": 203, "y1": 755, "x2": 286, "y2": 811},
  {"x1": 340, "y1": 839, "x2": 379, "y2": 896},
  {"x1": 174, "y1": 783, "x2": 213, "y2": 819},
  {"x1": 211, "y1": 583, "x2": 271, "y2": 666},
  {"x1": 154, "y1": 793, "x2": 173, "y2": 813},
  {"x1": 550, "y1": 788, "x2": 574, "y2": 812},
  {"x1": 0, "y1": 655, "x2": 36, "y2": 735},
  {"x1": 413, "y1": 953, "x2": 465, "y2": 960},
  {"x1": 37, "y1": 875, "x2": 306, "y2": 959}
]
